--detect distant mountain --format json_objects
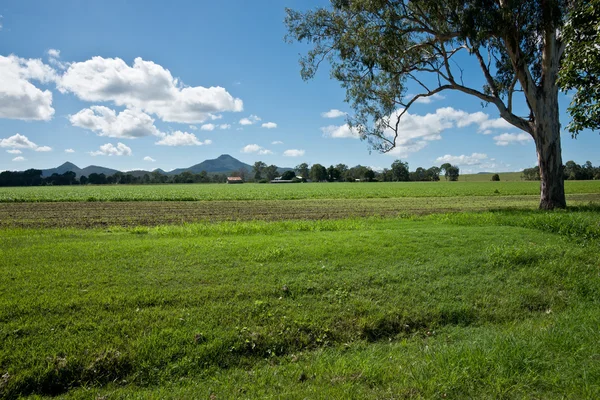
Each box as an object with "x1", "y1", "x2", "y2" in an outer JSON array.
[
  {"x1": 41, "y1": 162, "x2": 120, "y2": 178},
  {"x1": 168, "y1": 154, "x2": 253, "y2": 175},
  {"x1": 37, "y1": 155, "x2": 287, "y2": 178}
]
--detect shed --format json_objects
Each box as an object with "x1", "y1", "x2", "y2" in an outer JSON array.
[{"x1": 226, "y1": 176, "x2": 244, "y2": 184}]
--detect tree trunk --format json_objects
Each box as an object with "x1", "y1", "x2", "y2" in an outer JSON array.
[{"x1": 534, "y1": 98, "x2": 566, "y2": 210}]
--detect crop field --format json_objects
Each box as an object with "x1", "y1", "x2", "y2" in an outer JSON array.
[
  {"x1": 1, "y1": 180, "x2": 599, "y2": 202},
  {"x1": 1, "y1": 182, "x2": 600, "y2": 398}
]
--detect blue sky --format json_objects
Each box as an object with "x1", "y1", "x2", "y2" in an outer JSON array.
[{"x1": 0, "y1": 0, "x2": 597, "y2": 174}]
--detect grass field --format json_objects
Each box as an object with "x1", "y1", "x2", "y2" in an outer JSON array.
[
  {"x1": 1, "y1": 182, "x2": 600, "y2": 398},
  {"x1": 1, "y1": 180, "x2": 599, "y2": 202}
]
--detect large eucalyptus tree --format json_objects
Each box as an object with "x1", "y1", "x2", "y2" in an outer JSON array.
[{"x1": 286, "y1": 0, "x2": 588, "y2": 209}]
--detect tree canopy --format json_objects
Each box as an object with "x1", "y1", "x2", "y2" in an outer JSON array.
[
  {"x1": 559, "y1": 0, "x2": 600, "y2": 135},
  {"x1": 286, "y1": 0, "x2": 594, "y2": 209}
]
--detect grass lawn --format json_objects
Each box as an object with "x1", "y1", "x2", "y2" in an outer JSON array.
[{"x1": 1, "y1": 210, "x2": 599, "y2": 398}]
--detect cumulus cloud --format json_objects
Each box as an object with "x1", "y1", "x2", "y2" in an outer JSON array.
[
  {"x1": 34, "y1": 146, "x2": 52, "y2": 152},
  {"x1": 283, "y1": 149, "x2": 305, "y2": 157},
  {"x1": 364, "y1": 107, "x2": 519, "y2": 157},
  {"x1": 0, "y1": 133, "x2": 51, "y2": 151},
  {"x1": 272, "y1": 141, "x2": 283, "y2": 145},
  {"x1": 65, "y1": 148, "x2": 75, "y2": 153},
  {"x1": 6, "y1": 149, "x2": 22, "y2": 154},
  {"x1": 90, "y1": 142, "x2": 132, "y2": 156},
  {"x1": 201, "y1": 123, "x2": 215, "y2": 131},
  {"x1": 58, "y1": 56, "x2": 243, "y2": 123},
  {"x1": 47, "y1": 49, "x2": 60, "y2": 58},
  {"x1": 241, "y1": 144, "x2": 273, "y2": 155},
  {"x1": 12, "y1": 156, "x2": 26, "y2": 162},
  {"x1": 261, "y1": 122, "x2": 277, "y2": 129},
  {"x1": 218, "y1": 124, "x2": 231, "y2": 130},
  {"x1": 144, "y1": 156, "x2": 156, "y2": 162},
  {"x1": 321, "y1": 109, "x2": 346, "y2": 118},
  {"x1": 189, "y1": 125, "x2": 198, "y2": 130},
  {"x1": 239, "y1": 115, "x2": 261, "y2": 125},
  {"x1": 155, "y1": 131, "x2": 211, "y2": 146},
  {"x1": 493, "y1": 132, "x2": 533, "y2": 146},
  {"x1": 70, "y1": 106, "x2": 162, "y2": 138},
  {"x1": 0, "y1": 55, "x2": 56, "y2": 121},
  {"x1": 435, "y1": 153, "x2": 489, "y2": 166},
  {"x1": 321, "y1": 124, "x2": 361, "y2": 139}
]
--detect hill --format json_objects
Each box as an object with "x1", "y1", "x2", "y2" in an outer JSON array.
[
  {"x1": 41, "y1": 162, "x2": 120, "y2": 178},
  {"x1": 167, "y1": 154, "x2": 253, "y2": 175}
]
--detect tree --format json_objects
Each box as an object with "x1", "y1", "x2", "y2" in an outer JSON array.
[
  {"x1": 492, "y1": 173, "x2": 500, "y2": 181},
  {"x1": 335, "y1": 163, "x2": 349, "y2": 181},
  {"x1": 286, "y1": 1, "x2": 591, "y2": 209},
  {"x1": 264, "y1": 165, "x2": 279, "y2": 181},
  {"x1": 327, "y1": 165, "x2": 341, "y2": 181},
  {"x1": 391, "y1": 159, "x2": 409, "y2": 182},
  {"x1": 253, "y1": 161, "x2": 267, "y2": 181},
  {"x1": 558, "y1": 0, "x2": 600, "y2": 135},
  {"x1": 295, "y1": 163, "x2": 310, "y2": 180},
  {"x1": 310, "y1": 163, "x2": 328, "y2": 182},
  {"x1": 447, "y1": 166, "x2": 460, "y2": 182},
  {"x1": 440, "y1": 163, "x2": 453, "y2": 181},
  {"x1": 281, "y1": 170, "x2": 296, "y2": 180}
]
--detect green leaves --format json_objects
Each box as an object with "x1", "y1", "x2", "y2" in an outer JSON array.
[{"x1": 559, "y1": 0, "x2": 600, "y2": 136}]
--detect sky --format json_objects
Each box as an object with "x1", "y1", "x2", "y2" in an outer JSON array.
[{"x1": 0, "y1": 0, "x2": 597, "y2": 174}]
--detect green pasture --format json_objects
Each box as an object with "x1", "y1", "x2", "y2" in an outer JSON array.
[
  {"x1": 1, "y1": 209, "x2": 599, "y2": 398},
  {"x1": 1, "y1": 180, "x2": 599, "y2": 202}
]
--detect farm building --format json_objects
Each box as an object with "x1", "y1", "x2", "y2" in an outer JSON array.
[{"x1": 226, "y1": 177, "x2": 244, "y2": 184}]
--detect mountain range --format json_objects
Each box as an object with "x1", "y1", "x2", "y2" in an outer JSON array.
[{"x1": 39, "y1": 154, "x2": 281, "y2": 178}]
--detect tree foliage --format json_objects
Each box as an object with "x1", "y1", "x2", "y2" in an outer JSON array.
[{"x1": 559, "y1": 0, "x2": 600, "y2": 136}]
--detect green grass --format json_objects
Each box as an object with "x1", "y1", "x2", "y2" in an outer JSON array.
[
  {"x1": 459, "y1": 171, "x2": 524, "y2": 181},
  {"x1": 1, "y1": 211, "x2": 599, "y2": 398},
  {"x1": 1, "y1": 180, "x2": 599, "y2": 202}
]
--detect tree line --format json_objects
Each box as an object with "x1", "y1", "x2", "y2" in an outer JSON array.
[{"x1": 522, "y1": 161, "x2": 600, "y2": 181}]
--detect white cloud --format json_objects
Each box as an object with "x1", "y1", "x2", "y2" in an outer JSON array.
[
  {"x1": 144, "y1": 156, "x2": 156, "y2": 162},
  {"x1": 241, "y1": 144, "x2": 273, "y2": 155},
  {"x1": 6, "y1": 149, "x2": 22, "y2": 154},
  {"x1": 34, "y1": 146, "x2": 52, "y2": 152},
  {"x1": 321, "y1": 109, "x2": 346, "y2": 118},
  {"x1": 65, "y1": 148, "x2": 75, "y2": 153},
  {"x1": 219, "y1": 124, "x2": 231, "y2": 130},
  {"x1": 201, "y1": 123, "x2": 215, "y2": 131},
  {"x1": 283, "y1": 149, "x2": 305, "y2": 157},
  {"x1": 189, "y1": 125, "x2": 198, "y2": 130},
  {"x1": 370, "y1": 166, "x2": 384, "y2": 172},
  {"x1": 59, "y1": 56, "x2": 243, "y2": 123},
  {"x1": 493, "y1": 132, "x2": 533, "y2": 146},
  {"x1": 0, "y1": 133, "x2": 50, "y2": 151},
  {"x1": 69, "y1": 106, "x2": 162, "y2": 138},
  {"x1": 0, "y1": 15, "x2": 3, "y2": 30},
  {"x1": 412, "y1": 93, "x2": 446, "y2": 104},
  {"x1": 435, "y1": 153, "x2": 489, "y2": 166},
  {"x1": 321, "y1": 124, "x2": 361, "y2": 139},
  {"x1": 155, "y1": 131, "x2": 211, "y2": 146},
  {"x1": 239, "y1": 115, "x2": 261, "y2": 125},
  {"x1": 373, "y1": 107, "x2": 520, "y2": 157},
  {"x1": 47, "y1": 49, "x2": 60, "y2": 58},
  {"x1": 0, "y1": 55, "x2": 56, "y2": 121},
  {"x1": 271, "y1": 141, "x2": 283, "y2": 145},
  {"x1": 12, "y1": 156, "x2": 26, "y2": 162},
  {"x1": 261, "y1": 122, "x2": 277, "y2": 129},
  {"x1": 90, "y1": 142, "x2": 132, "y2": 156}
]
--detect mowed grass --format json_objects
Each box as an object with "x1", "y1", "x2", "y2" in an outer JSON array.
[
  {"x1": 459, "y1": 171, "x2": 524, "y2": 182},
  {"x1": 1, "y1": 180, "x2": 599, "y2": 202},
  {"x1": 1, "y1": 210, "x2": 599, "y2": 398}
]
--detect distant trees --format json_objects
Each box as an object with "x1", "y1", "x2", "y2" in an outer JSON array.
[
  {"x1": 522, "y1": 161, "x2": 599, "y2": 181},
  {"x1": 281, "y1": 170, "x2": 296, "y2": 180},
  {"x1": 492, "y1": 174, "x2": 500, "y2": 182},
  {"x1": 295, "y1": 163, "x2": 309, "y2": 180},
  {"x1": 446, "y1": 166, "x2": 460, "y2": 182},
  {"x1": 310, "y1": 164, "x2": 328, "y2": 182},
  {"x1": 253, "y1": 161, "x2": 266, "y2": 181},
  {"x1": 391, "y1": 160, "x2": 409, "y2": 182}
]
